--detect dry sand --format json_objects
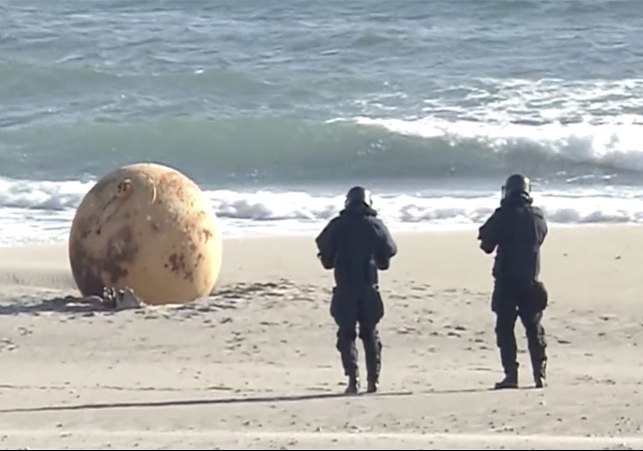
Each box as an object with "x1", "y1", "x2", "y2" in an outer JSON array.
[{"x1": 0, "y1": 226, "x2": 643, "y2": 450}]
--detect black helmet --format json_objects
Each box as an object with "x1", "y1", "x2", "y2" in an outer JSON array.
[
  {"x1": 502, "y1": 173, "x2": 531, "y2": 199},
  {"x1": 345, "y1": 186, "x2": 373, "y2": 208}
]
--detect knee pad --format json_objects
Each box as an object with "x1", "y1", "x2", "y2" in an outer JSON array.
[
  {"x1": 539, "y1": 325, "x2": 547, "y2": 347},
  {"x1": 525, "y1": 325, "x2": 547, "y2": 348}
]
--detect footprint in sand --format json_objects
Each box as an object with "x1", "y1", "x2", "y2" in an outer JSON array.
[{"x1": 0, "y1": 338, "x2": 16, "y2": 352}]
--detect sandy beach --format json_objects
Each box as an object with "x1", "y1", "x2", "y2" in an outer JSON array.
[{"x1": 0, "y1": 226, "x2": 643, "y2": 450}]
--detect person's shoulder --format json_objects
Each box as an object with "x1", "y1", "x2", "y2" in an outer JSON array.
[
  {"x1": 316, "y1": 215, "x2": 342, "y2": 240},
  {"x1": 367, "y1": 213, "x2": 384, "y2": 224},
  {"x1": 484, "y1": 206, "x2": 505, "y2": 223},
  {"x1": 366, "y1": 214, "x2": 389, "y2": 230},
  {"x1": 529, "y1": 205, "x2": 546, "y2": 219},
  {"x1": 323, "y1": 215, "x2": 344, "y2": 232}
]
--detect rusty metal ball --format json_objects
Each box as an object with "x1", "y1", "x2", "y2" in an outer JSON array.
[{"x1": 68, "y1": 162, "x2": 222, "y2": 305}]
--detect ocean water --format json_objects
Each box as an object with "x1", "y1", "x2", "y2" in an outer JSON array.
[{"x1": 2, "y1": 0, "x2": 643, "y2": 244}]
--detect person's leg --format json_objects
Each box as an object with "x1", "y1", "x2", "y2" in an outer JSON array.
[
  {"x1": 336, "y1": 324, "x2": 359, "y2": 393},
  {"x1": 494, "y1": 307, "x2": 519, "y2": 388},
  {"x1": 519, "y1": 305, "x2": 547, "y2": 388},
  {"x1": 358, "y1": 286, "x2": 385, "y2": 393},
  {"x1": 331, "y1": 287, "x2": 360, "y2": 394},
  {"x1": 359, "y1": 324, "x2": 381, "y2": 393},
  {"x1": 493, "y1": 281, "x2": 520, "y2": 389}
]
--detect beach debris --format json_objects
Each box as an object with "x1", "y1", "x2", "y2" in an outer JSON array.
[
  {"x1": 64, "y1": 286, "x2": 146, "y2": 311},
  {"x1": 101, "y1": 286, "x2": 146, "y2": 310}
]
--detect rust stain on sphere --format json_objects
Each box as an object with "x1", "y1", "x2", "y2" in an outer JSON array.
[{"x1": 68, "y1": 163, "x2": 223, "y2": 305}]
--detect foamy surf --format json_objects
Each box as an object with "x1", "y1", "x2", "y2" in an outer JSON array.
[{"x1": 1, "y1": 177, "x2": 643, "y2": 245}]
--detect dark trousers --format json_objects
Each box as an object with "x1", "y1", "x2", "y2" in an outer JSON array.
[
  {"x1": 331, "y1": 285, "x2": 384, "y2": 381},
  {"x1": 492, "y1": 278, "x2": 548, "y2": 377}
]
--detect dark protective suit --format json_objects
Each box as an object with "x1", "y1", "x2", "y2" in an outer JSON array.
[
  {"x1": 315, "y1": 204, "x2": 397, "y2": 384},
  {"x1": 478, "y1": 193, "x2": 549, "y2": 383}
]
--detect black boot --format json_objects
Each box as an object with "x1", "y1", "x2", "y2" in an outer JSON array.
[
  {"x1": 366, "y1": 376, "x2": 378, "y2": 393},
  {"x1": 494, "y1": 367, "x2": 518, "y2": 390},
  {"x1": 345, "y1": 373, "x2": 360, "y2": 395},
  {"x1": 533, "y1": 359, "x2": 547, "y2": 388}
]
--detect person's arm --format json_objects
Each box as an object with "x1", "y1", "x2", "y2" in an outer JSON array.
[
  {"x1": 478, "y1": 209, "x2": 502, "y2": 254},
  {"x1": 532, "y1": 206, "x2": 548, "y2": 245},
  {"x1": 315, "y1": 218, "x2": 339, "y2": 269},
  {"x1": 374, "y1": 219, "x2": 397, "y2": 269}
]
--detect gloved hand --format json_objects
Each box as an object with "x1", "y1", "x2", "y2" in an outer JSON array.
[{"x1": 317, "y1": 252, "x2": 334, "y2": 269}]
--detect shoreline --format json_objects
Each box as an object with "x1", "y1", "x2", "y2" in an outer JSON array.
[{"x1": 1, "y1": 220, "x2": 642, "y2": 249}]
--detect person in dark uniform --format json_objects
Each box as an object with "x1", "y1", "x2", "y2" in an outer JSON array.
[
  {"x1": 315, "y1": 186, "x2": 397, "y2": 395},
  {"x1": 478, "y1": 174, "x2": 549, "y2": 389}
]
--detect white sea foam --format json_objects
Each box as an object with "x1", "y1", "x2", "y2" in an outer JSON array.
[{"x1": 0, "y1": 177, "x2": 642, "y2": 244}]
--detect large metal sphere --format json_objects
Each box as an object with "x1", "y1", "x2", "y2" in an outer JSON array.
[{"x1": 68, "y1": 163, "x2": 222, "y2": 305}]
